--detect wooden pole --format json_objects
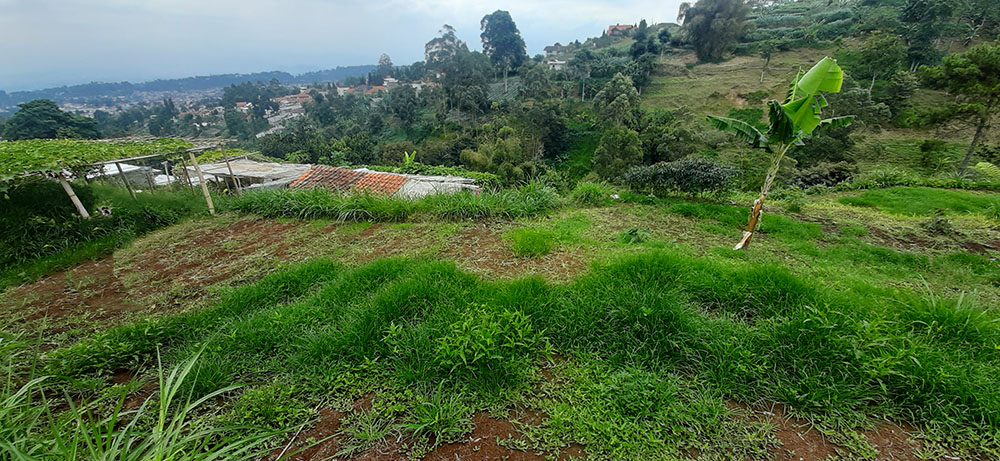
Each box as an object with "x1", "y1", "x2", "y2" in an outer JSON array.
[
  {"x1": 223, "y1": 154, "x2": 242, "y2": 196},
  {"x1": 179, "y1": 158, "x2": 195, "y2": 191},
  {"x1": 58, "y1": 175, "x2": 90, "y2": 218},
  {"x1": 162, "y1": 161, "x2": 172, "y2": 188},
  {"x1": 188, "y1": 151, "x2": 215, "y2": 215},
  {"x1": 115, "y1": 162, "x2": 137, "y2": 200},
  {"x1": 144, "y1": 162, "x2": 156, "y2": 194}
]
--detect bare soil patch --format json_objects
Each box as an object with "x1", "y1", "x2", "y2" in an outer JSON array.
[{"x1": 734, "y1": 402, "x2": 924, "y2": 460}]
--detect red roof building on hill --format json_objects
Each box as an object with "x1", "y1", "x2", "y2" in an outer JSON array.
[{"x1": 607, "y1": 24, "x2": 634, "y2": 37}]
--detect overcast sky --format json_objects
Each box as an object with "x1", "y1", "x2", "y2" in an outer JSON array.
[{"x1": 0, "y1": 0, "x2": 683, "y2": 92}]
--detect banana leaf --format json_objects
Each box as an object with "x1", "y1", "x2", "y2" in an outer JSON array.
[
  {"x1": 707, "y1": 116, "x2": 767, "y2": 149},
  {"x1": 781, "y1": 57, "x2": 846, "y2": 136}
]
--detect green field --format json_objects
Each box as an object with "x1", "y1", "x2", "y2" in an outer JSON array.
[{"x1": 3, "y1": 184, "x2": 999, "y2": 459}]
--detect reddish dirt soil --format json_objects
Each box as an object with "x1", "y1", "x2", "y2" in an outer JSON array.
[
  {"x1": 736, "y1": 402, "x2": 924, "y2": 460},
  {"x1": 425, "y1": 412, "x2": 546, "y2": 460},
  {"x1": 10, "y1": 256, "x2": 130, "y2": 335},
  {"x1": 2, "y1": 218, "x2": 300, "y2": 337},
  {"x1": 272, "y1": 409, "x2": 578, "y2": 461},
  {"x1": 443, "y1": 224, "x2": 589, "y2": 282}
]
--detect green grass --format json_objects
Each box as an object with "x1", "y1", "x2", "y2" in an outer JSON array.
[
  {"x1": 840, "y1": 186, "x2": 1000, "y2": 217},
  {"x1": 36, "y1": 248, "x2": 1000, "y2": 457},
  {"x1": 504, "y1": 228, "x2": 558, "y2": 257},
  {"x1": 226, "y1": 182, "x2": 562, "y2": 222},
  {"x1": 0, "y1": 183, "x2": 212, "y2": 290},
  {"x1": 2, "y1": 345, "x2": 278, "y2": 459}
]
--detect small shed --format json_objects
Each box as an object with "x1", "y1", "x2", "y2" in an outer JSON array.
[{"x1": 184, "y1": 159, "x2": 311, "y2": 190}]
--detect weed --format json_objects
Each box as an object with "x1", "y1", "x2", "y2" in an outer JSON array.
[
  {"x1": 404, "y1": 385, "x2": 472, "y2": 443},
  {"x1": 230, "y1": 380, "x2": 313, "y2": 430},
  {"x1": 618, "y1": 227, "x2": 651, "y2": 244}
]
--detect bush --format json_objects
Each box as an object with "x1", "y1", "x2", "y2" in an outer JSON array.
[
  {"x1": 622, "y1": 157, "x2": 737, "y2": 196},
  {"x1": 791, "y1": 161, "x2": 858, "y2": 188},
  {"x1": 434, "y1": 306, "x2": 546, "y2": 383},
  {"x1": 569, "y1": 182, "x2": 618, "y2": 207}
]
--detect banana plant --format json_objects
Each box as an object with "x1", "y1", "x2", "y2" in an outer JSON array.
[
  {"x1": 709, "y1": 57, "x2": 854, "y2": 250},
  {"x1": 403, "y1": 151, "x2": 417, "y2": 168}
]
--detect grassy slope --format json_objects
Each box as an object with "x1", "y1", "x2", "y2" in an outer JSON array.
[
  {"x1": 5, "y1": 185, "x2": 1000, "y2": 459},
  {"x1": 641, "y1": 47, "x2": 995, "y2": 176}
]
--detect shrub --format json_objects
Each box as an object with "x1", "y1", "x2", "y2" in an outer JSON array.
[
  {"x1": 434, "y1": 306, "x2": 546, "y2": 383},
  {"x1": 0, "y1": 182, "x2": 204, "y2": 268},
  {"x1": 569, "y1": 182, "x2": 617, "y2": 206},
  {"x1": 593, "y1": 127, "x2": 642, "y2": 179},
  {"x1": 622, "y1": 157, "x2": 737, "y2": 196},
  {"x1": 791, "y1": 161, "x2": 858, "y2": 188}
]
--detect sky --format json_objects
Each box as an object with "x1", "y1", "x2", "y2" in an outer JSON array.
[{"x1": 0, "y1": 0, "x2": 683, "y2": 92}]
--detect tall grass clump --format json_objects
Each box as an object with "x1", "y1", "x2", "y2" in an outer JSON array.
[
  {"x1": 2, "y1": 349, "x2": 276, "y2": 460},
  {"x1": 569, "y1": 181, "x2": 618, "y2": 206},
  {"x1": 504, "y1": 228, "x2": 558, "y2": 257},
  {"x1": 227, "y1": 182, "x2": 562, "y2": 222}
]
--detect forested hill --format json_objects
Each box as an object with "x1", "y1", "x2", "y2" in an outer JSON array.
[{"x1": 0, "y1": 65, "x2": 375, "y2": 108}]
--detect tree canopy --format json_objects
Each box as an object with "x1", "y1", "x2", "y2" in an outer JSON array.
[
  {"x1": 680, "y1": 0, "x2": 752, "y2": 61},
  {"x1": 593, "y1": 73, "x2": 640, "y2": 128},
  {"x1": 922, "y1": 40, "x2": 1000, "y2": 175},
  {"x1": 425, "y1": 25, "x2": 469, "y2": 71},
  {"x1": 480, "y1": 11, "x2": 528, "y2": 75},
  {"x1": 2, "y1": 99, "x2": 101, "y2": 141}
]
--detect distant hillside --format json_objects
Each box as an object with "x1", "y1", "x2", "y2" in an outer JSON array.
[{"x1": 0, "y1": 65, "x2": 375, "y2": 108}]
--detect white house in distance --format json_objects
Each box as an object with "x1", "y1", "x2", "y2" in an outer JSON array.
[{"x1": 546, "y1": 59, "x2": 568, "y2": 71}]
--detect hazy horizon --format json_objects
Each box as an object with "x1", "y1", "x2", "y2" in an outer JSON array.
[{"x1": 0, "y1": 0, "x2": 683, "y2": 92}]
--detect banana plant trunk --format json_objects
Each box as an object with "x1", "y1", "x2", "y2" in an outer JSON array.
[{"x1": 734, "y1": 143, "x2": 791, "y2": 250}]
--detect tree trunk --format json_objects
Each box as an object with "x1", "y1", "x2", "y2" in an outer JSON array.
[
  {"x1": 868, "y1": 73, "x2": 877, "y2": 99},
  {"x1": 959, "y1": 117, "x2": 987, "y2": 176},
  {"x1": 503, "y1": 66, "x2": 508, "y2": 94},
  {"x1": 734, "y1": 144, "x2": 791, "y2": 250},
  {"x1": 760, "y1": 56, "x2": 770, "y2": 83}
]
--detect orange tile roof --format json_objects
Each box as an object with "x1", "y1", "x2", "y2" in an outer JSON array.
[
  {"x1": 353, "y1": 172, "x2": 409, "y2": 195},
  {"x1": 289, "y1": 165, "x2": 363, "y2": 189},
  {"x1": 289, "y1": 165, "x2": 409, "y2": 196}
]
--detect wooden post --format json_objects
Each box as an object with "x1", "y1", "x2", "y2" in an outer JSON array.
[
  {"x1": 223, "y1": 154, "x2": 242, "y2": 196},
  {"x1": 162, "y1": 161, "x2": 172, "y2": 188},
  {"x1": 188, "y1": 151, "x2": 215, "y2": 215},
  {"x1": 58, "y1": 175, "x2": 90, "y2": 218},
  {"x1": 179, "y1": 158, "x2": 195, "y2": 191},
  {"x1": 115, "y1": 162, "x2": 137, "y2": 200},
  {"x1": 144, "y1": 162, "x2": 156, "y2": 194}
]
